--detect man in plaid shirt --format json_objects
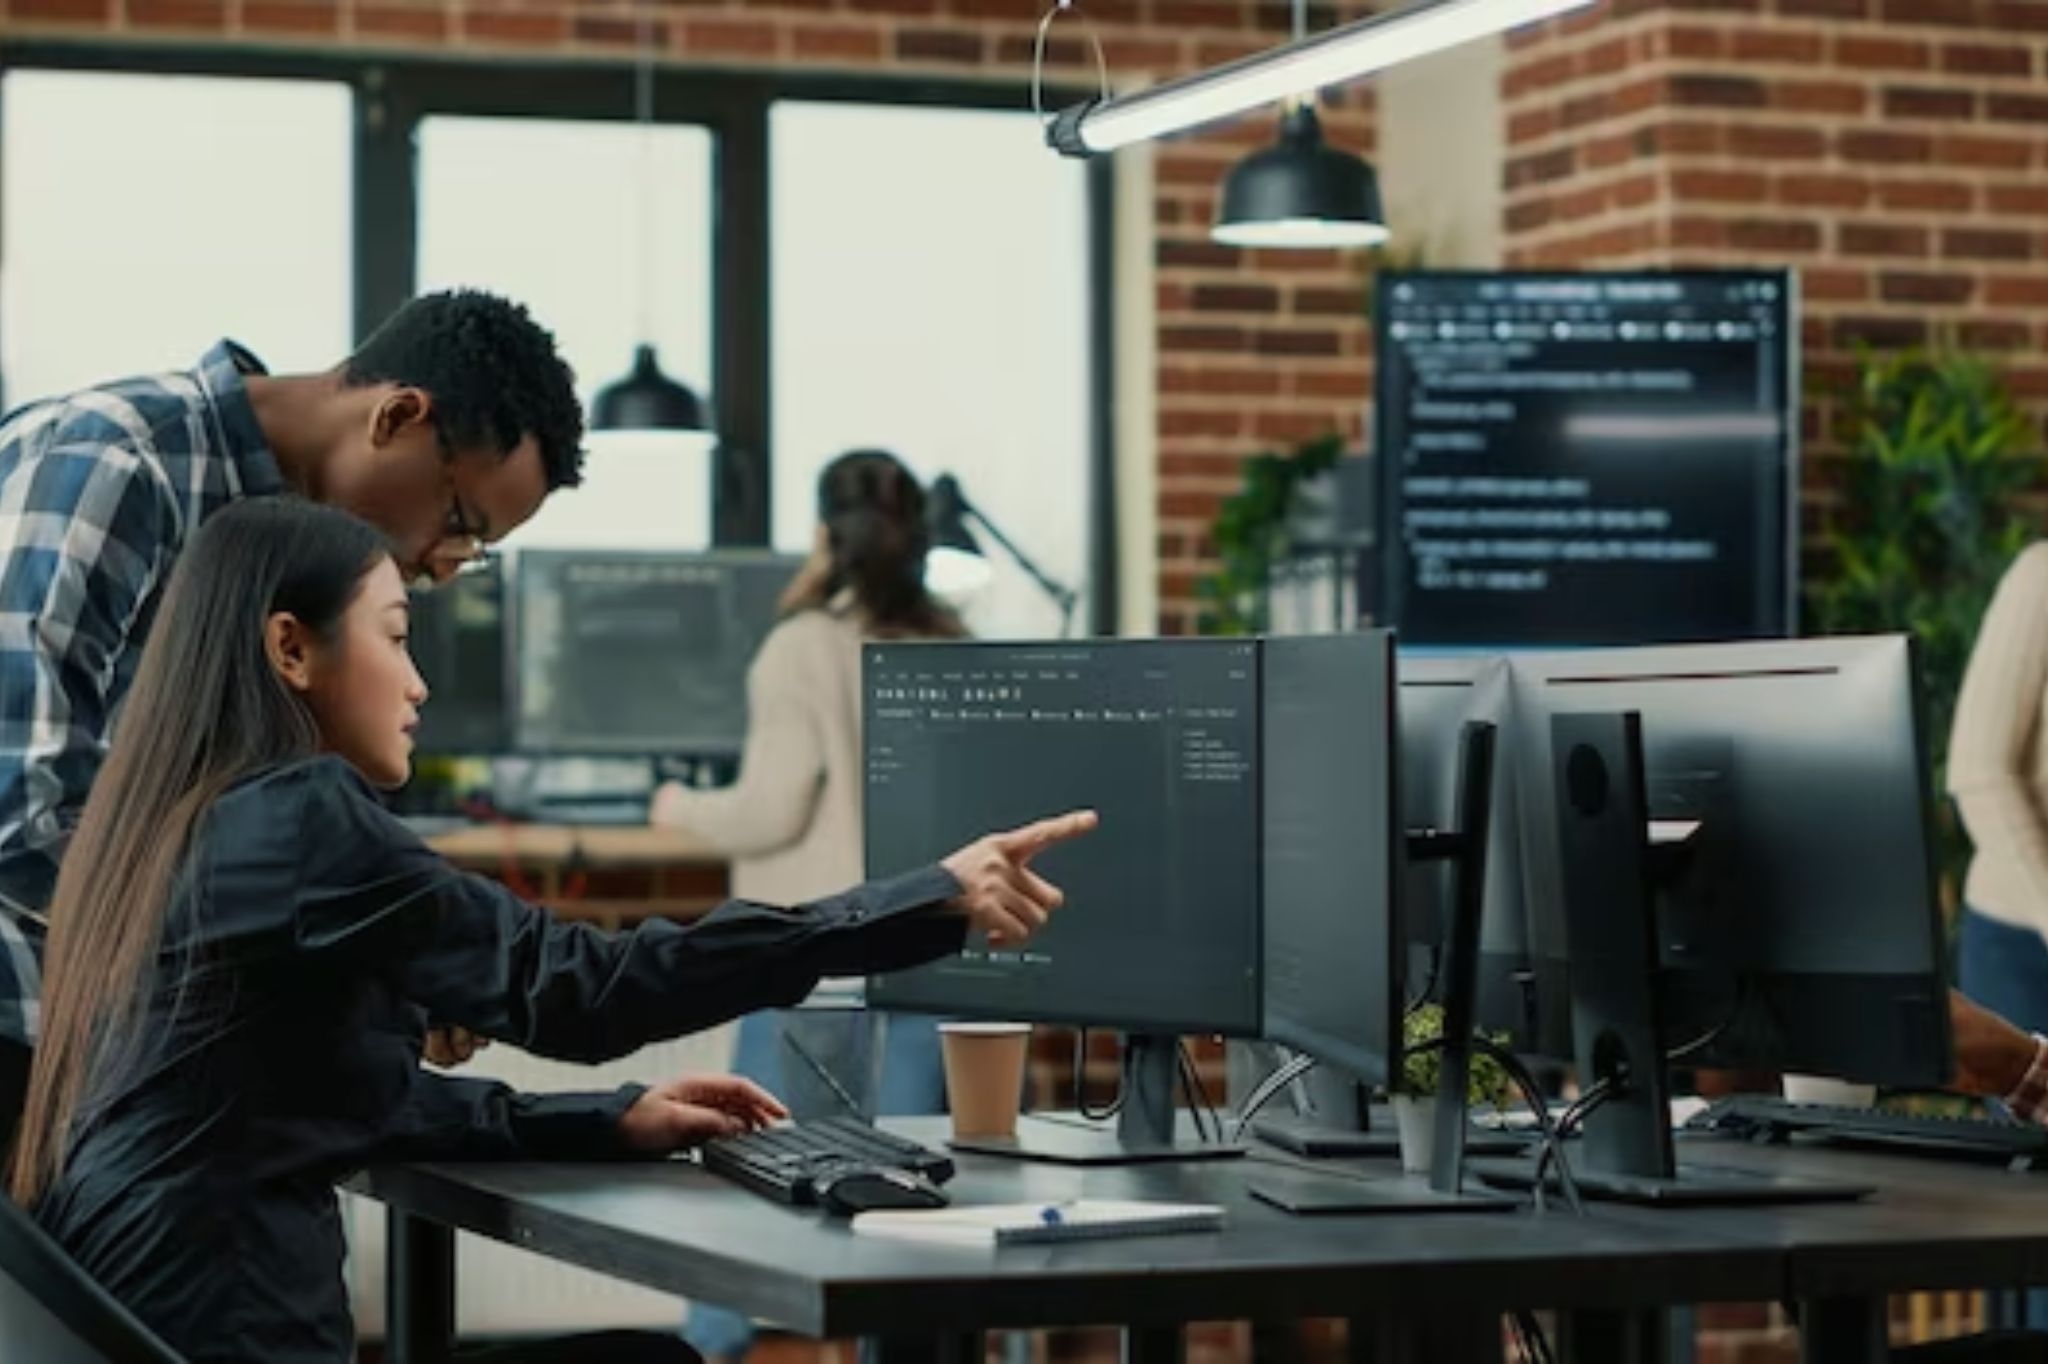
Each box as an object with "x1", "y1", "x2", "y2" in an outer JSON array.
[{"x1": 0, "y1": 289, "x2": 585, "y2": 1146}]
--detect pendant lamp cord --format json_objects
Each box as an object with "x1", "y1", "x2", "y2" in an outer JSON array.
[
  {"x1": 1287, "y1": 0, "x2": 1310, "y2": 110},
  {"x1": 633, "y1": 4, "x2": 656, "y2": 346}
]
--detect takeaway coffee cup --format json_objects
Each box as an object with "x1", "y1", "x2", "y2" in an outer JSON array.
[{"x1": 939, "y1": 1022, "x2": 1032, "y2": 1139}]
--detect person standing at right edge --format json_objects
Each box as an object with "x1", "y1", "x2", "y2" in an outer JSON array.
[{"x1": 1949, "y1": 541, "x2": 2048, "y2": 1330}]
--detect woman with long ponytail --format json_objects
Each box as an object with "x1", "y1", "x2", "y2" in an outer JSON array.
[{"x1": 11, "y1": 496, "x2": 1091, "y2": 1364}]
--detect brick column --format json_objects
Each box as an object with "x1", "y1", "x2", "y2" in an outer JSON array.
[{"x1": 1501, "y1": 0, "x2": 2048, "y2": 550}]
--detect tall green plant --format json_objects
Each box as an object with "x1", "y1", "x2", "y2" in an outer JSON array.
[
  {"x1": 1807, "y1": 347, "x2": 2040, "y2": 896},
  {"x1": 1194, "y1": 432, "x2": 1344, "y2": 635}
]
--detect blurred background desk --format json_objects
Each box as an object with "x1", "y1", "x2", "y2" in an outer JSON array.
[{"x1": 423, "y1": 822, "x2": 730, "y2": 930}]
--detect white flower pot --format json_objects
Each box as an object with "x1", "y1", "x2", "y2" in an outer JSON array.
[
  {"x1": 1391, "y1": 1095, "x2": 1436, "y2": 1175},
  {"x1": 1782, "y1": 1074, "x2": 1877, "y2": 1109}
]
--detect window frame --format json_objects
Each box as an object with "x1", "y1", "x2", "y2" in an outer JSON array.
[{"x1": 0, "y1": 42, "x2": 1119, "y2": 633}]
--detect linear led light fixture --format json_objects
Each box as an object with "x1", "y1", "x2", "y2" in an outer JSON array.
[{"x1": 1045, "y1": 0, "x2": 1596, "y2": 158}]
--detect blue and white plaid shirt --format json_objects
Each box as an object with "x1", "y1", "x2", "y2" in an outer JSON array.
[{"x1": 0, "y1": 341, "x2": 283, "y2": 1044}]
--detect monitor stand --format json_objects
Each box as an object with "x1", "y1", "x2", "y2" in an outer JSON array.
[
  {"x1": 948, "y1": 1034, "x2": 1246, "y2": 1166},
  {"x1": 1478, "y1": 712, "x2": 1869, "y2": 1209},
  {"x1": 1249, "y1": 721, "x2": 1517, "y2": 1214},
  {"x1": 1249, "y1": 1050, "x2": 1525, "y2": 1158},
  {"x1": 1251, "y1": 1109, "x2": 1528, "y2": 1159}
]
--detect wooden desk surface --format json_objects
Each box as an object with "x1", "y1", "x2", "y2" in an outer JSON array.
[
  {"x1": 420, "y1": 822, "x2": 730, "y2": 925},
  {"x1": 424, "y1": 822, "x2": 727, "y2": 870}
]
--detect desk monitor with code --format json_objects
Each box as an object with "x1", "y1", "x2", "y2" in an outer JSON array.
[{"x1": 864, "y1": 635, "x2": 1402, "y2": 1168}]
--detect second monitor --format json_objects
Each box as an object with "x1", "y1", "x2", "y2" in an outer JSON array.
[
  {"x1": 512, "y1": 549, "x2": 803, "y2": 757},
  {"x1": 1497, "y1": 634, "x2": 1948, "y2": 1203},
  {"x1": 1398, "y1": 653, "x2": 1550, "y2": 1052},
  {"x1": 408, "y1": 562, "x2": 509, "y2": 757},
  {"x1": 1508, "y1": 634, "x2": 1950, "y2": 1089}
]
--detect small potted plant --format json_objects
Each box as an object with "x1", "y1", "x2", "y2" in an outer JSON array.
[{"x1": 1392, "y1": 1003, "x2": 1512, "y2": 1175}]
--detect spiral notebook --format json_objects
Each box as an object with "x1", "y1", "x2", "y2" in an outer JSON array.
[{"x1": 850, "y1": 1200, "x2": 1225, "y2": 1247}]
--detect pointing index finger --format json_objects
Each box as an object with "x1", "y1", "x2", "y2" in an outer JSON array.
[{"x1": 993, "y1": 809, "x2": 1099, "y2": 863}]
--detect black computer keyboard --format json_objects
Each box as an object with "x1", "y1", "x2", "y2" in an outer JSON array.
[
  {"x1": 1686, "y1": 1096, "x2": 2048, "y2": 1164},
  {"x1": 698, "y1": 1117, "x2": 957, "y2": 1206}
]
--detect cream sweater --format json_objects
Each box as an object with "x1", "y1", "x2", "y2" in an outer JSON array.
[
  {"x1": 1949, "y1": 543, "x2": 2048, "y2": 935},
  {"x1": 656, "y1": 605, "x2": 872, "y2": 906}
]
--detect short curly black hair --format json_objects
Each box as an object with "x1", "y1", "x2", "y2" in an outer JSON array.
[{"x1": 344, "y1": 289, "x2": 584, "y2": 491}]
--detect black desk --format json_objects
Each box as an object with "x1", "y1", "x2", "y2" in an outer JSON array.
[
  {"x1": 1605, "y1": 1136, "x2": 2048, "y2": 1360},
  {"x1": 355, "y1": 1122, "x2": 1789, "y2": 1364},
  {"x1": 353, "y1": 1122, "x2": 2048, "y2": 1364},
  {"x1": 1662, "y1": 1136, "x2": 2048, "y2": 1291}
]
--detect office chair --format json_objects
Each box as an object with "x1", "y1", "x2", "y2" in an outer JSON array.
[{"x1": 0, "y1": 1193, "x2": 186, "y2": 1363}]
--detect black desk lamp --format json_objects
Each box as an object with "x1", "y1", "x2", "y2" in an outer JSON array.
[{"x1": 926, "y1": 474, "x2": 1081, "y2": 638}]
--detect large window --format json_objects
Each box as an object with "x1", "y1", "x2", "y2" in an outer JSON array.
[
  {"x1": 0, "y1": 69, "x2": 351, "y2": 408},
  {"x1": 0, "y1": 53, "x2": 1111, "y2": 626},
  {"x1": 771, "y1": 102, "x2": 1095, "y2": 640},
  {"x1": 416, "y1": 115, "x2": 717, "y2": 551}
]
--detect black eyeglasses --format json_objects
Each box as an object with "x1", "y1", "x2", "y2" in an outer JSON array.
[
  {"x1": 443, "y1": 493, "x2": 486, "y2": 546},
  {"x1": 434, "y1": 424, "x2": 493, "y2": 570}
]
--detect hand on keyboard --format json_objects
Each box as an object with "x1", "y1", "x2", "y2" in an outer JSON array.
[
  {"x1": 618, "y1": 1075, "x2": 790, "y2": 1154},
  {"x1": 701, "y1": 1117, "x2": 957, "y2": 1206},
  {"x1": 1686, "y1": 1095, "x2": 2048, "y2": 1161},
  {"x1": 1951, "y1": 990, "x2": 2040, "y2": 1103}
]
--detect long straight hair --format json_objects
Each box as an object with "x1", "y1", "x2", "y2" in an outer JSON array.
[
  {"x1": 10, "y1": 498, "x2": 389, "y2": 1205},
  {"x1": 784, "y1": 450, "x2": 966, "y2": 639}
]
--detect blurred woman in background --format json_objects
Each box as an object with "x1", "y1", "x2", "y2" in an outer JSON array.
[{"x1": 651, "y1": 450, "x2": 967, "y2": 1364}]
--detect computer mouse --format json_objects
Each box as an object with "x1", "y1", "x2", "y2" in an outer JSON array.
[{"x1": 813, "y1": 1164, "x2": 951, "y2": 1216}]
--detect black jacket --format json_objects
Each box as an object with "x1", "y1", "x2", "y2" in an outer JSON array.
[{"x1": 35, "y1": 756, "x2": 964, "y2": 1363}]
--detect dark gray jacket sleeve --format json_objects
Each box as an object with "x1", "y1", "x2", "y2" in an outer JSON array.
[
  {"x1": 291, "y1": 758, "x2": 967, "y2": 1063},
  {"x1": 378, "y1": 1073, "x2": 650, "y2": 1162}
]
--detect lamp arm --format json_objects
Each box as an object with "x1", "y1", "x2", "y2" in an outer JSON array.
[{"x1": 962, "y1": 500, "x2": 1079, "y2": 614}]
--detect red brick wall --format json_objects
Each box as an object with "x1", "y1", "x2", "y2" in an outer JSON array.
[
  {"x1": 0, "y1": 0, "x2": 1381, "y2": 635},
  {"x1": 1500, "y1": 0, "x2": 2048, "y2": 567},
  {"x1": 1503, "y1": 5, "x2": 2045, "y2": 1353}
]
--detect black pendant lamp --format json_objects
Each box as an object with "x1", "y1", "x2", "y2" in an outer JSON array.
[
  {"x1": 593, "y1": 344, "x2": 708, "y2": 430},
  {"x1": 593, "y1": 10, "x2": 712, "y2": 437},
  {"x1": 1210, "y1": 0, "x2": 1389, "y2": 251},
  {"x1": 1213, "y1": 101, "x2": 1389, "y2": 249}
]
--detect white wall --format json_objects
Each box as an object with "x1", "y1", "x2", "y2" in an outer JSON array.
[
  {"x1": 770, "y1": 102, "x2": 1095, "y2": 641},
  {"x1": 0, "y1": 71, "x2": 351, "y2": 406},
  {"x1": 416, "y1": 115, "x2": 718, "y2": 550},
  {"x1": 1377, "y1": 37, "x2": 1508, "y2": 268}
]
